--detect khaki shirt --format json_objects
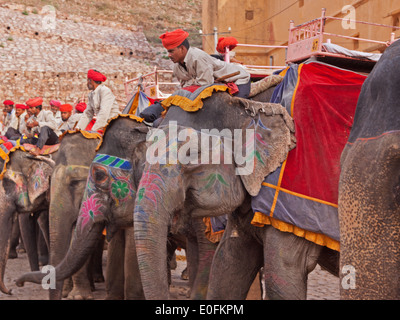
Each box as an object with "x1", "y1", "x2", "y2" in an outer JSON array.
[
  {"x1": 173, "y1": 47, "x2": 250, "y2": 87},
  {"x1": 77, "y1": 84, "x2": 120, "y2": 132}
]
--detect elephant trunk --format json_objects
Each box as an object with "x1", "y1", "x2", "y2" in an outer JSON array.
[
  {"x1": 47, "y1": 187, "x2": 76, "y2": 299},
  {"x1": 0, "y1": 210, "x2": 15, "y2": 295},
  {"x1": 16, "y1": 222, "x2": 104, "y2": 288},
  {"x1": 134, "y1": 203, "x2": 170, "y2": 299}
]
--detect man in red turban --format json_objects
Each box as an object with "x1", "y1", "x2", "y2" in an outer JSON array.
[
  {"x1": 75, "y1": 69, "x2": 120, "y2": 133},
  {"x1": 4, "y1": 103, "x2": 28, "y2": 140},
  {"x1": 2, "y1": 99, "x2": 15, "y2": 135},
  {"x1": 55, "y1": 104, "x2": 81, "y2": 136},
  {"x1": 25, "y1": 97, "x2": 58, "y2": 156},
  {"x1": 49, "y1": 99, "x2": 62, "y2": 125},
  {"x1": 140, "y1": 29, "x2": 251, "y2": 123}
]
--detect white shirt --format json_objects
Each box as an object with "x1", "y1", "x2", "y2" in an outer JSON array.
[
  {"x1": 173, "y1": 47, "x2": 250, "y2": 87},
  {"x1": 77, "y1": 84, "x2": 120, "y2": 132}
]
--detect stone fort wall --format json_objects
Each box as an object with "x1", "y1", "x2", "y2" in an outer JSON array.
[{"x1": 0, "y1": 4, "x2": 170, "y2": 108}]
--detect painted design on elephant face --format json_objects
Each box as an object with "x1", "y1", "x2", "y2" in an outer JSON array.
[
  {"x1": 89, "y1": 154, "x2": 135, "y2": 206},
  {"x1": 7, "y1": 171, "x2": 29, "y2": 207},
  {"x1": 202, "y1": 172, "x2": 229, "y2": 193},
  {"x1": 79, "y1": 193, "x2": 103, "y2": 231},
  {"x1": 111, "y1": 177, "x2": 130, "y2": 202},
  {"x1": 33, "y1": 167, "x2": 45, "y2": 190},
  {"x1": 245, "y1": 117, "x2": 271, "y2": 165},
  {"x1": 137, "y1": 169, "x2": 165, "y2": 206}
]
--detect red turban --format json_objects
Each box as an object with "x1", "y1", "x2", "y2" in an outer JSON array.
[
  {"x1": 60, "y1": 104, "x2": 73, "y2": 112},
  {"x1": 15, "y1": 104, "x2": 28, "y2": 110},
  {"x1": 87, "y1": 70, "x2": 107, "y2": 82},
  {"x1": 3, "y1": 100, "x2": 14, "y2": 105},
  {"x1": 50, "y1": 99, "x2": 61, "y2": 108},
  {"x1": 26, "y1": 97, "x2": 43, "y2": 108},
  {"x1": 75, "y1": 102, "x2": 87, "y2": 113},
  {"x1": 216, "y1": 37, "x2": 238, "y2": 54},
  {"x1": 159, "y1": 29, "x2": 189, "y2": 50}
]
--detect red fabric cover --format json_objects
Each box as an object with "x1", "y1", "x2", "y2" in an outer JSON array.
[
  {"x1": 15, "y1": 104, "x2": 28, "y2": 109},
  {"x1": 280, "y1": 63, "x2": 366, "y2": 204},
  {"x1": 216, "y1": 37, "x2": 238, "y2": 54},
  {"x1": 159, "y1": 29, "x2": 189, "y2": 50}
]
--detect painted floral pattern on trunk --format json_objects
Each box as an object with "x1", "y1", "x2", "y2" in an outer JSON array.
[{"x1": 78, "y1": 193, "x2": 103, "y2": 232}]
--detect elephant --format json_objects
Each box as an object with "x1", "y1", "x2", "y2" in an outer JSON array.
[
  {"x1": 338, "y1": 39, "x2": 400, "y2": 299},
  {"x1": 0, "y1": 149, "x2": 55, "y2": 294},
  {"x1": 46, "y1": 130, "x2": 106, "y2": 300},
  {"x1": 16, "y1": 115, "x2": 222, "y2": 299},
  {"x1": 15, "y1": 117, "x2": 150, "y2": 299},
  {"x1": 131, "y1": 91, "x2": 316, "y2": 299}
]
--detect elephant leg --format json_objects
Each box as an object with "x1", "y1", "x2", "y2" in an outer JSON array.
[
  {"x1": 262, "y1": 227, "x2": 321, "y2": 300},
  {"x1": 207, "y1": 216, "x2": 263, "y2": 300},
  {"x1": 124, "y1": 227, "x2": 145, "y2": 300},
  {"x1": 37, "y1": 210, "x2": 50, "y2": 250},
  {"x1": 190, "y1": 217, "x2": 218, "y2": 300},
  {"x1": 67, "y1": 260, "x2": 94, "y2": 300},
  {"x1": 18, "y1": 213, "x2": 39, "y2": 271},
  {"x1": 89, "y1": 235, "x2": 105, "y2": 283},
  {"x1": 105, "y1": 229, "x2": 125, "y2": 300},
  {"x1": 185, "y1": 235, "x2": 197, "y2": 296},
  {"x1": 8, "y1": 215, "x2": 20, "y2": 259}
]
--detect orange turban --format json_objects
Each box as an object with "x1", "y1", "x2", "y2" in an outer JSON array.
[
  {"x1": 60, "y1": 104, "x2": 73, "y2": 112},
  {"x1": 87, "y1": 69, "x2": 107, "y2": 82},
  {"x1": 3, "y1": 100, "x2": 14, "y2": 105},
  {"x1": 26, "y1": 97, "x2": 43, "y2": 108},
  {"x1": 159, "y1": 29, "x2": 189, "y2": 50},
  {"x1": 216, "y1": 37, "x2": 238, "y2": 54}
]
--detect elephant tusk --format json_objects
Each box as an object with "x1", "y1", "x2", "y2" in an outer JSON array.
[{"x1": 26, "y1": 154, "x2": 56, "y2": 168}]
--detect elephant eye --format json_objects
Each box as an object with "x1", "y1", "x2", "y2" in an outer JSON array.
[{"x1": 91, "y1": 165, "x2": 109, "y2": 187}]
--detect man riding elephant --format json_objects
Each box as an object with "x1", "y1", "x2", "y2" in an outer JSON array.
[
  {"x1": 75, "y1": 69, "x2": 121, "y2": 133},
  {"x1": 140, "y1": 29, "x2": 251, "y2": 123}
]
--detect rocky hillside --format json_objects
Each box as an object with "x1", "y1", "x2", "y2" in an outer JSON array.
[
  {"x1": 0, "y1": 0, "x2": 202, "y2": 106},
  {"x1": 1, "y1": 0, "x2": 203, "y2": 48}
]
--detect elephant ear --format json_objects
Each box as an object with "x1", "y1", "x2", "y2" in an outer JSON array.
[{"x1": 234, "y1": 99, "x2": 296, "y2": 196}]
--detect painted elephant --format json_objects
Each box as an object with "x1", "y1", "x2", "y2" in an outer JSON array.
[
  {"x1": 0, "y1": 150, "x2": 54, "y2": 294},
  {"x1": 16, "y1": 115, "x2": 220, "y2": 299},
  {"x1": 338, "y1": 40, "x2": 400, "y2": 299},
  {"x1": 46, "y1": 130, "x2": 106, "y2": 300},
  {"x1": 132, "y1": 92, "x2": 308, "y2": 299},
  {"x1": 16, "y1": 117, "x2": 149, "y2": 299}
]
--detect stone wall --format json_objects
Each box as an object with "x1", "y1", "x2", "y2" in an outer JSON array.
[{"x1": 0, "y1": 5, "x2": 172, "y2": 108}]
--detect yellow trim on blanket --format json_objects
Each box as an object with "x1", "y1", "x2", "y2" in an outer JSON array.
[
  {"x1": 290, "y1": 63, "x2": 303, "y2": 118},
  {"x1": 95, "y1": 113, "x2": 144, "y2": 151},
  {"x1": 252, "y1": 63, "x2": 340, "y2": 252},
  {"x1": 161, "y1": 85, "x2": 230, "y2": 112},
  {"x1": 262, "y1": 182, "x2": 338, "y2": 208},
  {"x1": 203, "y1": 217, "x2": 224, "y2": 243},
  {"x1": 251, "y1": 212, "x2": 340, "y2": 251}
]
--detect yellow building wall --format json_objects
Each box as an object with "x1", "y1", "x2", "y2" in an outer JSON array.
[{"x1": 202, "y1": 0, "x2": 400, "y2": 66}]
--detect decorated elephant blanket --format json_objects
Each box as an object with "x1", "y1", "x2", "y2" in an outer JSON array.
[
  {"x1": 161, "y1": 84, "x2": 231, "y2": 112},
  {"x1": 251, "y1": 61, "x2": 367, "y2": 251}
]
